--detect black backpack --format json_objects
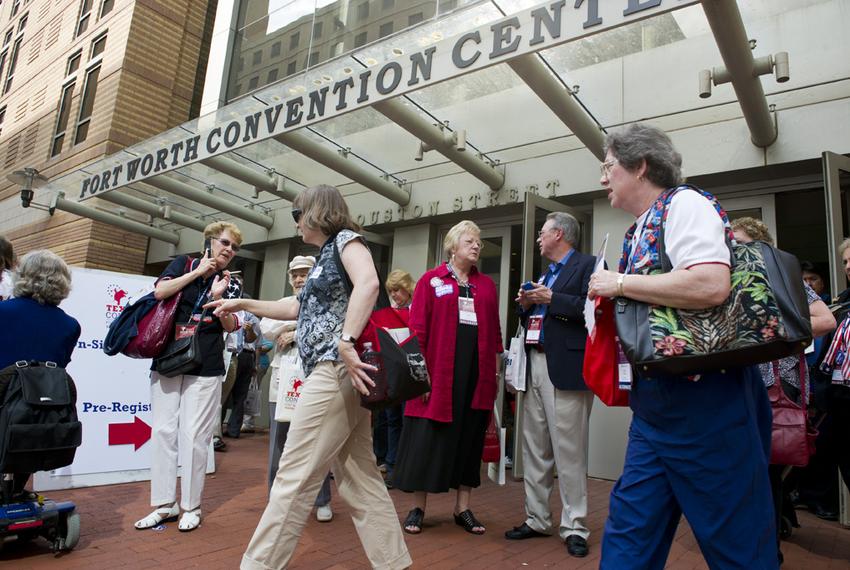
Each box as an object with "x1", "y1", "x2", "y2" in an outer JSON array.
[{"x1": 0, "y1": 361, "x2": 82, "y2": 473}]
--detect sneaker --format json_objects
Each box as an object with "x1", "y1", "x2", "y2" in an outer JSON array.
[
  {"x1": 504, "y1": 456, "x2": 513, "y2": 469},
  {"x1": 316, "y1": 504, "x2": 333, "y2": 522},
  {"x1": 213, "y1": 436, "x2": 227, "y2": 452},
  {"x1": 378, "y1": 463, "x2": 387, "y2": 473}
]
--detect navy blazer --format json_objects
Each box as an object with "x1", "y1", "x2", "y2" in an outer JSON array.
[{"x1": 521, "y1": 250, "x2": 596, "y2": 391}]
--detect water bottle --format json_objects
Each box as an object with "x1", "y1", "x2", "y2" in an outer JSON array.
[{"x1": 360, "y1": 342, "x2": 387, "y2": 403}]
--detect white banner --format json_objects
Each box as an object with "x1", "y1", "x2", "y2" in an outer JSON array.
[{"x1": 34, "y1": 267, "x2": 214, "y2": 491}]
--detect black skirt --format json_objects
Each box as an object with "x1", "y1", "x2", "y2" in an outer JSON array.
[{"x1": 393, "y1": 321, "x2": 490, "y2": 493}]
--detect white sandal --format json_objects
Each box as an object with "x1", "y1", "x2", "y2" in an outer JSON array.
[
  {"x1": 178, "y1": 508, "x2": 202, "y2": 532},
  {"x1": 134, "y1": 504, "x2": 179, "y2": 530}
]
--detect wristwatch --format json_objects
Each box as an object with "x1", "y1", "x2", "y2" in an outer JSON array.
[{"x1": 340, "y1": 333, "x2": 357, "y2": 344}]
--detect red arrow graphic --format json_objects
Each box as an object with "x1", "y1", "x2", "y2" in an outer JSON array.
[{"x1": 108, "y1": 416, "x2": 151, "y2": 451}]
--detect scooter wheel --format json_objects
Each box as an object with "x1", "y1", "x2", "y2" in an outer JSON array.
[{"x1": 58, "y1": 510, "x2": 81, "y2": 551}]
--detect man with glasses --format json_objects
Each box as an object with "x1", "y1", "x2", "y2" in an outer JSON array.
[{"x1": 505, "y1": 212, "x2": 596, "y2": 558}]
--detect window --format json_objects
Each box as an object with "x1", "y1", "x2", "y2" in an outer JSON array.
[
  {"x1": 90, "y1": 33, "x2": 106, "y2": 59},
  {"x1": 354, "y1": 32, "x2": 367, "y2": 48},
  {"x1": 3, "y1": 36, "x2": 21, "y2": 94},
  {"x1": 357, "y1": 2, "x2": 369, "y2": 20},
  {"x1": 248, "y1": 76, "x2": 258, "y2": 90},
  {"x1": 307, "y1": 51, "x2": 318, "y2": 66},
  {"x1": 286, "y1": 61, "x2": 296, "y2": 75},
  {"x1": 289, "y1": 31, "x2": 299, "y2": 50},
  {"x1": 408, "y1": 12, "x2": 424, "y2": 26},
  {"x1": 67, "y1": 50, "x2": 82, "y2": 75},
  {"x1": 312, "y1": 21, "x2": 322, "y2": 39},
  {"x1": 51, "y1": 82, "x2": 74, "y2": 156},
  {"x1": 10, "y1": 0, "x2": 20, "y2": 18},
  {"x1": 74, "y1": 64, "x2": 100, "y2": 144},
  {"x1": 0, "y1": 106, "x2": 5, "y2": 138},
  {"x1": 3, "y1": 30, "x2": 12, "y2": 47},
  {"x1": 271, "y1": 42, "x2": 281, "y2": 57},
  {"x1": 438, "y1": 0, "x2": 456, "y2": 13},
  {"x1": 76, "y1": 0, "x2": 93, "y2": 37},
  {"x1": 252, "y1": 50, "x2": 261, "y2": 65},
  {"x1": 17, "y1": 13, "x2": 26, "y2": 33},
  {"x1": 0, "y1": 50, "x2": 7, "y2": 84},
  {"x1": 100, "y1": 0, "x2": 114, "y2": 17},
  {"x1": 267, "y1": 68, "x2": 278, "y2": 83},
  {"x1": 382, "y1": 0, "x2": 394, "y2": 9},
  {"x1": 379, "y1": 21, "x2": 393, "y2": 38}
]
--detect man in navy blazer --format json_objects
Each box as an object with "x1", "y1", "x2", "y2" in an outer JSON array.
[{"x1": 505, "y1": 211, "x2": 596, "y2": 558}]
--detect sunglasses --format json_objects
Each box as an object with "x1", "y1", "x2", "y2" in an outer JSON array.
[
  {"x1": 291, "y1": 208, "x2": 302, "y2": 223},
  {"x1": 213, "y1": 236, "x2": 240, "y2": 253}
]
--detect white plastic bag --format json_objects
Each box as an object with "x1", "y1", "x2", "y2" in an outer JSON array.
[
  {"x1": 244, "y1": 376, "x2": 262, "y2": 416},
  {"x1": 504, "y1": 325, "x2": 527, "y2": 392},
  {"x1": 274, "y1": 353, "x2": 305, "y2": 422}
]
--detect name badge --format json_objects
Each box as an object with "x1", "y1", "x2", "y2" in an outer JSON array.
[
  {"x1": 175, "y1": 323, "x2": 198, "y2": 340},
  {"x1": 525, "y1": 315, "x2": 543, "y2": 344},
  {"x1": 435, "y1": 284, "x2": 453, "y2": 297},
  {"x1": 458, "y1": 296, "x2": 477, "y2": 326},
  {"x1": 616, "y1": 338, "x2": 632, "y2": 391},
  {"x1": 308, "y1": 266, "x2": 323, "y2": 279}
]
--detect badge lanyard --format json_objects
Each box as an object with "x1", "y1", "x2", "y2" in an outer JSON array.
[
  {"x1": 447, "y1": 263, "x2": 478, "y2": 326},
  {"x1": 176, "y1": 269, "x2": 215, "y2": 339}
]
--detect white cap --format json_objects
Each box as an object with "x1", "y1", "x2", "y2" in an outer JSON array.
[{"x1": 289, "y1": 255, "x2": 316, "y2": 273}]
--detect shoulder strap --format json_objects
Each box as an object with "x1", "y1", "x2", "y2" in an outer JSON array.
[
  {"x1": 333, "y1": 233, "x2": 390, "y2": 310},
  {"x1": 657, "y1": 184, "x2": 734, "y2": 273}
]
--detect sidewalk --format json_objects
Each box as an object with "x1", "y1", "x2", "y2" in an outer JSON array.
[{"x1": 3, "y1": 432, "x2": 849, "y2": 569}]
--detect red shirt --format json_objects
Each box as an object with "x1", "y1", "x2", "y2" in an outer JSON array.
[
  {"x1": 358, "y1": 306, "x2": 410, "y2": 349},
  {"x1": 405, "y1": 264, "x2": 503, "y2": 423}
]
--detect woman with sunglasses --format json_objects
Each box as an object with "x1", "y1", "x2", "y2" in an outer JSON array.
[
  {"x1": 134, "y1": 222, "x2": 244, "y2": 533},
  {"x1": 207, "y1": 185, "x2": 411, "y2": 570}
]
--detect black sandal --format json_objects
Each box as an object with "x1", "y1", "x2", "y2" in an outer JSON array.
[
  {"x1": 454, "y1": 509, "x2": 485, "y2": 535},
  {"x1": 403, "y1": 508, "x2": 424, "y2": 534}
]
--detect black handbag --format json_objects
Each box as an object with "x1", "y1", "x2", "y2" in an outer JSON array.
[
  {"x1": 154, "y1": 309, "x2": 207, "y2": 378},
  {"x1": 360, "y1": 327, "x2": 431, "y2": 411},
  {"x1": 615, "y1": 193, "x2": 812, "y2": 376}
]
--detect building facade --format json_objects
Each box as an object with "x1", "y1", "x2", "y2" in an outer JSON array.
[{"x1": 0, "y1": 0, "x2": 215, "y2": 272}]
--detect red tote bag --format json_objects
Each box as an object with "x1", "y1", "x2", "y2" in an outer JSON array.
[
  {"x1": 124, "y1": 258, "x2": 192, "y2": 359},
  {"x1": 583, "y1": 297, "x2": 629, "y2": 407}
]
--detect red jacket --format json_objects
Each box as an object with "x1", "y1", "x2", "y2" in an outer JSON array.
[
  {"x1": 358, "y1": 306, "x2": 410, "y2": 349},
  {"x1": 405, "y1": 263, "x2": 503, "y2": 423}
]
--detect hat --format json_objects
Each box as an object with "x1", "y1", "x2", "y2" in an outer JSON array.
[{"x1": 289, "y1": 255, "x2": 316, "y2": 273}]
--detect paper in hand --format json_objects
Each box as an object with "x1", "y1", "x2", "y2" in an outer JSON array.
[{"x1": 585, "y1": 233, "x2": 609, "y2": 336}]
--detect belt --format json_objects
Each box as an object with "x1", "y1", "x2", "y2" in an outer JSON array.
[
  {"x1": 527, "y1": 344, "x2": 545, "y2": 352},
  {"x1": 241, "y1": 349, "x2": 255, "y2": 354}
]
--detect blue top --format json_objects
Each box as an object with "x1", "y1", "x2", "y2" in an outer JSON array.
[
  {"x1": 0, "y1": 297, "x2": 81, "y2": 370},
  {"x1": 528, "y1": 248, "x2": 575, "y2": 343}
]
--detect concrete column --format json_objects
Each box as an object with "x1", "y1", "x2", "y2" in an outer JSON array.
[
  {"x1": 259, "y1": 242, "x2": 291, "y2": 301},
  {"x1": 390, "y1": 224, "x2": 436, "y2": 282}
]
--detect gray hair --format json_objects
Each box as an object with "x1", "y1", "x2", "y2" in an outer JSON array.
[
  {"x1": 839, "y1": 238, "x2": 850, "y2": 257},
  {"x1": 604, "y1": 123, "x2": 683, "y2": 189},
  {"x1": 546, "y1": 212, "x2": 580, "y2": 247},
  {"x1": 13, "y1": 250, "x2": 72, "y2": 305}
]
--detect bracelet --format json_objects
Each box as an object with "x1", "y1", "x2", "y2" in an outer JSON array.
[{"x1": 616, "y1": 273, "x2": 625, "y2": 297}]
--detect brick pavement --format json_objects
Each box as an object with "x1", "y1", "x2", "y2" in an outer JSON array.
[{"x1": 2, "y1": 432, "x2": 848, "y2": 569}]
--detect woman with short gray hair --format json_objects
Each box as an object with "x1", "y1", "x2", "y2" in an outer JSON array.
[
  {"x1": 0, "y1": 249, "x2": 81, "y2": 496},
  {"x1": 588, "y1": 123, "x2": 778, "y2": 568}
]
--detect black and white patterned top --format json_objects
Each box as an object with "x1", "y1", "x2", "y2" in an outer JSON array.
[
  {"x1": 758, "y1": 282, "x2": 821, "y2": 400},
  {"x1": 297, "y1": 229, "x2": 364, "y2": 376}
]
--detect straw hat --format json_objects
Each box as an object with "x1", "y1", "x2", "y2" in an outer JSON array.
[{"x1": 288, "y1": 255, "x2": 316, "y2": 273}]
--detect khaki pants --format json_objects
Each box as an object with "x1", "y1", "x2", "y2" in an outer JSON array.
[
  {"x1": 241, "y1": 362, "x2": 411, "y2": 570},
  {"x1": 522, "y1": 351, "x2": 594, "y2": 540}
]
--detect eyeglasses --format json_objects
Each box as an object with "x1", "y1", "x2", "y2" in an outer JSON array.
[
  {"x1": 600, "y1": 159, "x2": 618, "y2": 177},
  {"x1": 538, "y1": 227, "x2": 557, "y2": 238},
  {"x1": 213, "y1": 236, "x2": 240, "y2": 253},
  {"x1": 291, "y1": 208, "x2": 302, "y2": 223}
]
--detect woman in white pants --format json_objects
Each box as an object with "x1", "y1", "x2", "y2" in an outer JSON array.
[
  {"x1": 209, "y1": 185, "x2": 411, "y2": 569},
  {"x1": 134, "y1": 222, "x2": 243, "y2": 532}
]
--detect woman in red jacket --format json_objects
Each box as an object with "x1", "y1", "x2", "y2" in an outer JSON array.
[{"x1": 394, "y1": 220, "x2": 503, "y2": 535}]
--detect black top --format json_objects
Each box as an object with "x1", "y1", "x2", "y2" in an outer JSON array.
[{"x1": 156, "y1": 255, "x2": 243, "y2": 376}]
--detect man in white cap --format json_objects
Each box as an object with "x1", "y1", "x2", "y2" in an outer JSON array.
[{"x1": 262, "y1": 255, "x2": 334, "y2": 522}]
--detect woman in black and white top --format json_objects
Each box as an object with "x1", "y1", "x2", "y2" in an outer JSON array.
[{"x1": 208, "y1": 184, "x2": 411, "y2": 570}]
